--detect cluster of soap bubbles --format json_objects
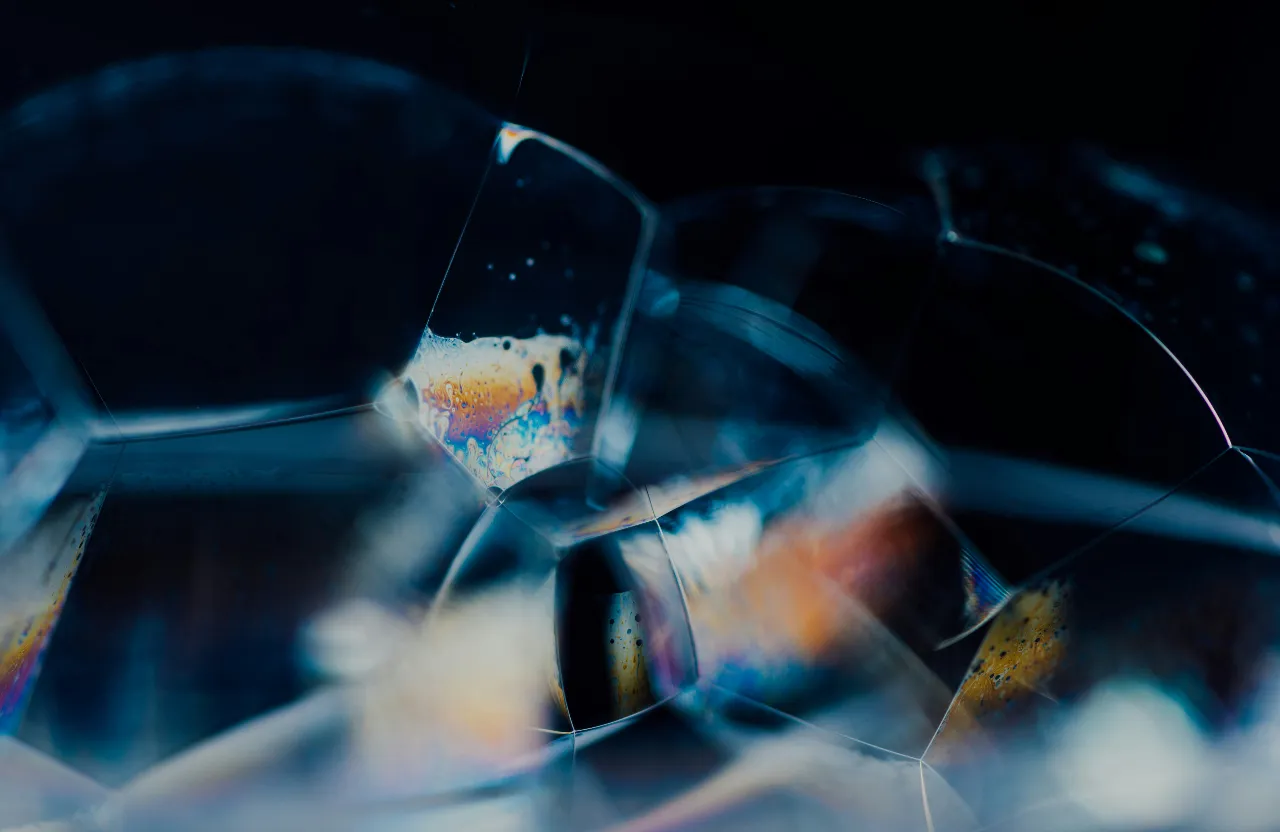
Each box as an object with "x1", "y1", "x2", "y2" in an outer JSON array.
[{"x1": 3, "y1": 47, "x2": 1280, "y2": 832}]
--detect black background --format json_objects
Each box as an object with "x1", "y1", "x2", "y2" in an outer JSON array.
[{"x1": 1, "y1": 0, "x2": 1275, "y2": 210}]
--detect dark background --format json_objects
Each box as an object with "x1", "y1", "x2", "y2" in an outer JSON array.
[{"x1": 1, "y1": 0, "x2": 1275, "y2": 210}]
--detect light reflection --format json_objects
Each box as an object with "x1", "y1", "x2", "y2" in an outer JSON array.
[
  {"x1": 3, "y1": 46, "x2": 1280, "y2": 832},
  {"x1": 381, "y1": 328, "x2": 591, "y2": 490}
]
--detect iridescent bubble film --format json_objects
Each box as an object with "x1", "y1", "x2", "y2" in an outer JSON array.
[
  {"x1": 0, "y1": 42, "x2": 1278, "y2": 832},
  {"x1": 0, "y1": 491, "x2": 104, "y2": 735},
  {"x1": 385, "y1": 328, "x2": 592, "y2": 489}
]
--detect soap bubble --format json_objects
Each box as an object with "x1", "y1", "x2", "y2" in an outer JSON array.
[{"x1": 3, "y1": 47, "x2": 1280, "y2": 832}]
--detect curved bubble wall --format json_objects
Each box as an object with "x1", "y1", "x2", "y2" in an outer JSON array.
[{"x1": 1, "y1": 45, "x2": 1279, "y2": 832}]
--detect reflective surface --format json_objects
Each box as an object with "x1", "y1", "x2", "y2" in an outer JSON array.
[{"x1": 1, "y1": 45, "x2": 1280, "y2": 832}]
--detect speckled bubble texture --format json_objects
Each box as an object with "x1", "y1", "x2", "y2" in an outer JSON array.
[
  {"x1": 2, "y1": 46, "x2": 1280, "y2": 832},
  {"x1": 0, "y1": 492, "x2": 104, "y2": 735}
]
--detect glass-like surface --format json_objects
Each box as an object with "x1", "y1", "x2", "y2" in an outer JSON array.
[
  {"x1": 0, "y1": 331, "x2": 55, "y2": 544},
  {"x1": 0, "y1": 491, "x2": 104, "y2": 735},
  {"x1": 0, "y1": 45, "x2": 654, "y2": 830},
  {"x1": 3, "y1": 45, "x2": 1280, "y2": 832},
  {"x1": 0, "y1": 271, "x2": 96, "y2": 553},
  {"x1": 0, "y1": 736, "x2": 109, "y2": 829},
  {"x1": 0, "y1": 48, "x2": 500, "y2": 415},
  {"x1": 379, "y1": 128, "x2": 653, "y2": 490}
]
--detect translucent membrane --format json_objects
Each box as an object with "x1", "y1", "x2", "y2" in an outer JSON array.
[
  {"x1": 567, "y1": 688, "x2": 973, "y2": 832},
  {"x1": 625, "y1": 436, "x2": 979, "y2": 755},
  {"x1": 0, "y1": 491, "x2": 105, "y2": 735},
  {"x1": 596, "y1": 188, "x2": 924, "y2": 490},
  {"x1": 0, "y1": 737, "x2": 109, "y2": 829},
  {"x1": 932, "y1": 146, "x2": 1280, "y2": 452},
  {"x1": 478, "y1": 458, "x2": 694, "y2": 730},
  {"x1": 0, "y1": 257, "x2": 110, "y2": 755},
  {"x1": 5, "y1": 48, "x2": 1280, "y2": 832},
  {"x1": 0, "y1": 48, "x2": 498, "y2": 413},
  {"x1": 921, "y1": 451, "x2": 1280, "y2": 828},
  {"x1": 893, "y1": 237, "x2": 1229, "y2": 583},
  {"x1": 570, "y1": 165, "x2": 1280, "y2": 832},
  {"x1": 402, "y1": 127, "x2": 655, "y2": 491},
  {"x1": 0, "y1": 45, "x2": 654, "y2": 829},
  {"x1": 0, "y1": 269, "x2": 96, "y2": 553}
]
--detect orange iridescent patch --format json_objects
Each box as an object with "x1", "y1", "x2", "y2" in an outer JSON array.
[
  {"x1": 927, "y1": 580, "x2": 1070, "y2": 765},
  {"x1": 686, "y1": 499, "x2": 937, "y2": 691},
  {"x1": 390, "y1": 330, "x2": 591, "y2": 489}
]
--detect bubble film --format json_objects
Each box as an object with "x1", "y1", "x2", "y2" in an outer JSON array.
[
  {"x1": 0, "y1": 491, "x2": 104, "y2": 735},
  {"x1": 388, "y1": 330, "x2": 590, "y2": 489},
  {"x1": 1, "y1": 45, "x2": 1280, "y2": 832}
]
